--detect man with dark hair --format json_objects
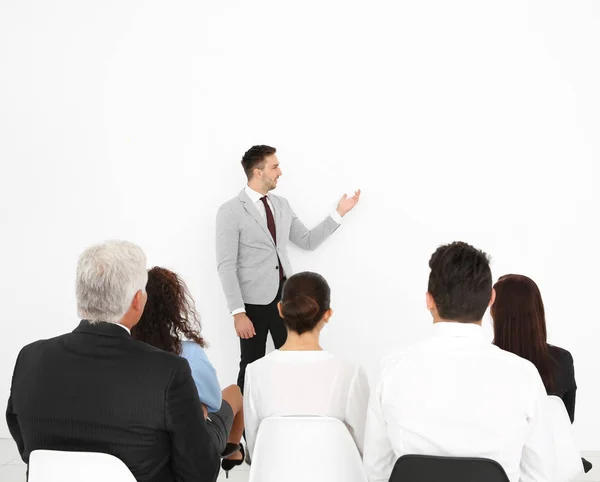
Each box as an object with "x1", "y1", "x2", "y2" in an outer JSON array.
[
  {"x1": 427, "y1": 241, "x2": 493, "y2": 322},
  {"x1": 216, "y1": 145, "x2": 360, "y2": 392},
  {"x1": 240, "y1": 145, "x2": 277, "y2": 180},
  {"x1": 363, "y1": 242, "x2": 555, "y2": 482}
]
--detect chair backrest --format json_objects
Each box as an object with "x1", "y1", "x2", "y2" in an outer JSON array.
[
  {"x1": 28, "y1": 449, "x2": 137, "y2": 482},
  {"x1": 389, "y1": 454, "x2": 510, "y2": 482},
  {"x1": 546, "y1": 395, "x2": 583, "y2": 482},
  {"x1": 248, "y1": 416, "x2": 367, "y2": 482}
]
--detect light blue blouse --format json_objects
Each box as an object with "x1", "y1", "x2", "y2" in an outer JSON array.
[{"x1": 180, "y1": 340, "x2": 222, "y2": 412}]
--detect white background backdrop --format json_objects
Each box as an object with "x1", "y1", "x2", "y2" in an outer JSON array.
[{"x1": 1, "y1": 0, "x2": 599, "y2": 449}]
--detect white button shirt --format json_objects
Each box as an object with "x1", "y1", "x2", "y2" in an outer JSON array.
[
  {"x1": 244, "y1": 350, "x2": 370, "y2": 457},
  {"x1": 363, "y1": 322, "x2": 555, "y2": 482}
]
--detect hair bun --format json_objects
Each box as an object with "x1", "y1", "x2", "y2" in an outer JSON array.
[
  {"x1": 280, "y1": 293, "x2": 321, "y2": 326},
  {"x1": 280, "y1": 271, "x2": 331, "y2": 335}
]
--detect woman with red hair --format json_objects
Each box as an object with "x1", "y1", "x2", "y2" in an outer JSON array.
[{"x1": 492, "y1": 274, "x2": 591, "y2": 473}]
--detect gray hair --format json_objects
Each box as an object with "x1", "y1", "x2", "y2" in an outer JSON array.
[{"x1": 76, "y1": 240, "x2": 148, "y2": 323}]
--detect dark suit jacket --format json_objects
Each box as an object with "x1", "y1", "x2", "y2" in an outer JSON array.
[
  {"x1": 548, "y1": 344, "x2": 577, "y2": 423},
  {"x1": 6, "y1": 320, "x2": 220, "y2": 482}
]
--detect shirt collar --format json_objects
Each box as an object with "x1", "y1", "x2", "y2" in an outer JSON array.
[
  {"x1": 432, "y1": 321, "x2": 482, "y2": 337},
  {"x1": 272, "y1": 349, "x2": 335, "y2": 360},
  {"x1": 110, "y1": 322, "x2": 131, "y2": 334},
  {"x1": 73, "y1": 320, "x2": 131, "y2": 338},
  {"x1": 245, "y1": 185, "x2": 268, "y2": 204}
]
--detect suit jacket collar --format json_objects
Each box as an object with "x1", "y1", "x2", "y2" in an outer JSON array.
[
  {"x1": 238, "y1": 189, "x2": 276, "y2": 246},
  {"x1": 73, "y1": 320, "x2": 132, "y2": 339}
]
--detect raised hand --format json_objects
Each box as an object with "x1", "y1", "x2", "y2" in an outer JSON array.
[{"x1": 336, "y1": 189, "x2": 361, "y2": 217}]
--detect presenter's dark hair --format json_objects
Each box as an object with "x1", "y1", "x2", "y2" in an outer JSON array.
[
  {"x1": 131, "y1": 267, "x2": 206, "y2": 354},
  {"x1": 280, "y1": 272, "x2": 330, "y2": 335},
  {"x1": 492, "y1": 274, "x2": 555, "y2": 392},
  {"x1": 428, "y1": 241, "x2": 492, "y2": 323},
  {"x1": 242, "y1": 145, "x2": 277, "y2": 179}
]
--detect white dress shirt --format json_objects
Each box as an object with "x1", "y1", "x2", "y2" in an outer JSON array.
[
  {"x1": 244, "y1": 349, "x2": 370, "y2": 456},
  {"x1": 363, "y1": 322, "x2": 555, "y2": 482},
  {"x1": 231, "y1": 186, "x2": 343, "y2": 315}
]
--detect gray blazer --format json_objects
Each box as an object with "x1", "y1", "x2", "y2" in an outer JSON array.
[{"x1": 216, "y1": 189, "x2": 341, "y2": 311}]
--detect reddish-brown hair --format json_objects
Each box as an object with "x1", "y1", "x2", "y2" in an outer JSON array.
[
  {"x1": 131, "y1": 267, "x2": 206, "y2": 354},
  {"x1": 492, "y1": 274, "x2": 554, "y2": 392}
]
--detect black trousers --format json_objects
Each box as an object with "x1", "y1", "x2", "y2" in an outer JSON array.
[{"x1": 237, "y1": 280, "x2": 287, "y2": 393}]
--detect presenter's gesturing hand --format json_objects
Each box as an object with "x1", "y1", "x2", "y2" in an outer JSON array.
[
  {"x1": 336, "y1": 189, "x2": 361, "y2": 217},
  {"x1": 234, "y1": 312, "x2": 256, "y2": 339}
]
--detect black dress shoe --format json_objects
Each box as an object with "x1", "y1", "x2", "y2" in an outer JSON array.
[
  {"x1": 221, "y1": 444, "x2": 245, "y2": 478},
  {"x1": 220, "y1": 443, "x2": 240, "y2": 459},
  {"x1": 582, "y1": 457, "x2": 593, "y2": 473}
]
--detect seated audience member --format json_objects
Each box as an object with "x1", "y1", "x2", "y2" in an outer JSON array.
[
  {"x1": 6, "y1": 241, "x2": 219, "y2": 482},
  {"x1": 363, "y1": 242, "x2": 555, "y2": 482},
  {"x1": 131, "y1": 267, "x2": 245, "y2": 475},
  {"x1": 243, "y1": 271, "x2": 369, "y2": 456},
  {"x1": 492, "y1": 274, "x2": 592, "y2": 473}
]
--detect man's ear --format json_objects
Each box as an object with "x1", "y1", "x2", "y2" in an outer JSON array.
[
  {"x1": 426, "y1": 292, "x2": 435, "y2": 311},
  {"x1": 132, "y1": 289, "x2": 146, "y2": 312}
]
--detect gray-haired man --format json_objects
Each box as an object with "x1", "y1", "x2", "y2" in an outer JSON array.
[{"x1": 7, "y1": 240, "x2": 220, "y2": 482}]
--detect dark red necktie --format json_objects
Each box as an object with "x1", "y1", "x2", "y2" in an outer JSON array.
[{"x1": 260, "y1": 196, "x2": 283, "y2": 281}]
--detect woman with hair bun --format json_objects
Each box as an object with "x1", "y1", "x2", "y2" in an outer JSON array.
[{"x1": 243, "y1": 271, "x2": 370, "y2": 457}]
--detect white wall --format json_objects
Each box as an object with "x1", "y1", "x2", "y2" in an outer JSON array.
[{"x1": 1, "y1": 0, "x2": 599, "y2": 449}]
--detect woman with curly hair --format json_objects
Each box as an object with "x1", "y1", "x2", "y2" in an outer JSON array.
[{"x1": 132, "y1": 267, "x2": 245, "y2": 475}]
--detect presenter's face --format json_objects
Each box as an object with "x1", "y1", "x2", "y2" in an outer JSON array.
[{"x1": 261, "y1": 154, "x2": 282, "y2": 191}]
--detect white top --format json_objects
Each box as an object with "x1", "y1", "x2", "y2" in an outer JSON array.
[
  {"x1": 231, "y1": 186, "x2": 343, "y2": 315},
  {"x1": 363, "y1": 322, "x2": 555, "y2": 482},
  {"x1": 244, "y1": 349, "x2": 370, "y2": 456}
]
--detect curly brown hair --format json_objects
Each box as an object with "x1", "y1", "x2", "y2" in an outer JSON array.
[{"x1": 131, "y1": 266, "x2": 206, "y2": 354}]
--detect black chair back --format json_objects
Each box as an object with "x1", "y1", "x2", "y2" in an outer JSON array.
[{"x1": 389, "y1": 454, "x2": 510, "y2": 482}]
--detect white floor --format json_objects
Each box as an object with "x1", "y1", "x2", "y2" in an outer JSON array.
[{"x1": 1, "y1": 439, "x2": 599, "y2": 482}]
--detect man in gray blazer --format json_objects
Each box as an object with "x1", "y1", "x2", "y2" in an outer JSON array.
[{"x1": 216, "y1": 145, "x2": 360, "y2": 390}]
